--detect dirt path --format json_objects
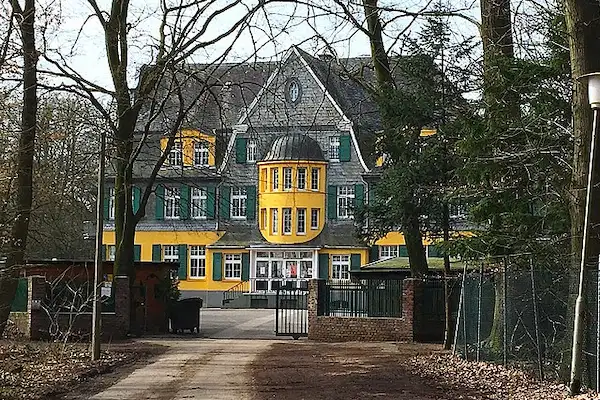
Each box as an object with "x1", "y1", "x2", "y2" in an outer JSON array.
[{"x1": 90, "y1": 339, "x2": 273, "y2": 400}]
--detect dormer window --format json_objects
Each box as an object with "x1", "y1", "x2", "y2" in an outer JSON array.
[
  {"x1": 194, "y1": 140, "x2": 209, "y2": 166},
  {"x1": 168, "y1": 141, "x2": 182, "y2": 166},
  {"x1": 329, "y1": 136, "x2": 340, "y2": 160},
  {"x1": 247, "y1": 140, "x2": 257, "y2": 163}
]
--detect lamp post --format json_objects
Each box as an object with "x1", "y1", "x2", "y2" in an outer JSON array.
[
  {"x1": 91, "y1": 132, "x2": 106, "y2": 361},
  {"x1": 570, "y1": 72, "x2": 600, "y2": 394}
]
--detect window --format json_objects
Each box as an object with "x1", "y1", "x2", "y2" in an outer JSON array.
[
  {"x1": 168, "y1": 141, "x2": 182, "y2": 166},
  {"x1": 284, "y1": 167, "x2": 292, "y2": 190},
  {"x1": 283, "y1": 208, "x2": 292, "y2": 235},
  {"x1": 190, "y1": 246, "x2": 206, "y2": 278},
  {"x1": 332, "y1": 255, "x2": 350, "y2": 280},
  {"x1": 297, "y1": 168, "x2": 306, "y2": 190},
  {"x1": 337, "y1": 185, "x2": 355, "y2": 219},
  {"x1": 380, "y1": 245, "x2": 398, "y2": 259},
  {"x1": 297, "y1": 208, "x2": 306, "y2": 234},
  {"x1": 272, "y1": 168, "x2": 279, "y2": 191},
  {"x1": 311, "y1": 209, "x2": 319, "y2": 230},
  {"x1": 225, "y1": 254, "x2": 242, "y2": 279},
  {"x1": 108, "y1": 245, "x2": 116, "y2": 261},
  {"x1": 271, "y1": 208, "x2": 279, "y2": 234},
  {"x1": 231, "y1": 187, "x2": 247, "y2": 219},
  {"x1": 329, "y1": 136, "x2": 340, "y2": 160},
  {"x1": 311, "y1": 168, "x2": 319, "y2": 191},
  {"x1": 164, "y1": 186, "x2": 180, "y2": 219},
  {"x1": 163, "y1": 245, "x2": 179, "y2": 262},
  {"x1": 108, "y1": 187, "x2": 115, "y2": 220},
  {"x1": 247, "y1": 139, "x2": 257, "y2": 163},
  {"x1": 194, "y1": 141, "x2": 209, "y2": 166},
  {"x1": 191, "y1": 187, "x2": 207, "y2": 219},
  {"x1": 260, "y1": 208, "x2": 267, "y2": 230}
]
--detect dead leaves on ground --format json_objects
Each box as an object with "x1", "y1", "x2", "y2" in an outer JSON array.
[{"x1": 0, "y1": 341, "x2": 132, "y2": 400}]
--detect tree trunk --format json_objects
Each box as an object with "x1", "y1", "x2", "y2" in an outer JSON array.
[
  {"x1": 362, "y1": 0, "x2": 428, "y2": 276},
  {"x1": 0, "y1": 0, "x2": 37, "y2": 335},
  {"x1": 442, "y1": 202, "x2": 453, "y2": 349},
  {"x1": 479, "y1": 0, "x2": 518, "y2": 352},
  {"x1": 563, "y1": 0, "x2": 600, "y2": 384}
]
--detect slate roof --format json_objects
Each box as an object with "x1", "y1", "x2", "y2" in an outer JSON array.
[
  {"x1": 262, "y1": 134, "x2": 325, "y2": 162},
  {"x1": 208, "y1": 223, "x2": 367, "y2": 249}
]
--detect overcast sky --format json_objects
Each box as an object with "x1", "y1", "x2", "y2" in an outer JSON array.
[{"x1": 33, "y1": 0, "x2": 480, "y2": 91}]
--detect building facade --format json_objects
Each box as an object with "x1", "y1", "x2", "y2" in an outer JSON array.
[{"x1": 102, "y1": 47, "x2": 445, "y2": 307}]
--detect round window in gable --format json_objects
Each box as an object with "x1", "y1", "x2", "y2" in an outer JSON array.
[{"x1": 285, "y1": 78, "x2": 302, "y2": 105}]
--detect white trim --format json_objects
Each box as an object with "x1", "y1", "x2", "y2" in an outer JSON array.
[{"x1": 294, "y1": 47, "x2": 370, "y2": 172}]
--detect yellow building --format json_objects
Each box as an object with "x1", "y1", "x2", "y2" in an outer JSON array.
[{"x1": 102, "y1": 47, "x2": 451, "y2": 307}]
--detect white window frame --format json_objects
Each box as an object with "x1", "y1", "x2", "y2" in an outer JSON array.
[
  {"x1": 311, "y1": 168, "x2": 319, "y2": 191},
  {"x1": 164, "y1": 186, "x2": 180, "y2": 220},
  {"x1": 329, "y1": 136, "x2": 340, "y2": 161},
  {"x1": 189, "y1": 246, "x2": 206, "y2": 278},
  {"x1": 108, "y1": 187, "x2": 115, "y2": 220},
  {"x1": 282, "y1": 208, "x2": 292, "y2": 235},
  {"x1": 168, "y1": 141, "x2": 182, "y2": 166},
  {"x1": 297, "y1": 168, "x2": 306, "y2": 190},
  {"x1": 311, "y1": 208, "x2": 319, "y2": 230},
  {"x1": 191, "y1": 187, "x2": 207, "y2": 219},
  {"x1": 297, "y1": 208, "x2": 306, "y2": 235},
  {"x1": 379, "y1": 245, "x2": 399, "y2": 259},
  {"x1": 194, "y1": 140, "x2": 210, "y2": 167},
  {"x1": 108, "y1": 245, "x2": 116, "y2": 261},
  {"x1": 271, "y1": 208, "x2": 279, "y2": 234},
  {"x1": 247, "y1": 139, "x2": 257, "y2": 163},
  {"x1": 163, "y1": 245, "x2": 179, "y2": 263},
  {"x1": 231, "y1": 187, "x2": 247, "y2": 219},
  {"x1": 272, "y1": 168, "x2": 279, "y2": 191},
  {"x1": 283, "y1": 167, "x2": 292, "y2": 190},
  {"x1": 337, "y1": 185, "x2": 355, "y2": 219},
  {"x1": 224, "y1": 253, "x2": 242, "y2": 279},
  {"x1": 332, "y1": 255, "x2": 350, "y2": 280}
]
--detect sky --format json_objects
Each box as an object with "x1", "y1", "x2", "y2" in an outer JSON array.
[{"x1": 32, "y1": 0, "x2": 481, "y2": 92}]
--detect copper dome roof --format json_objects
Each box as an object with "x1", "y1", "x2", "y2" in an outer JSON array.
[{"x1": 263, "y1": 134, "x2": 325, "y2": 162}]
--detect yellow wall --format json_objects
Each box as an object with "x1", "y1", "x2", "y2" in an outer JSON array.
[
  {"x1": 160, "y1": 129, "x2": 216, "y2": 167},
  {"x1": 257, "y1": 160, "x2": 327, "y2": 244},
  {"x1": 103, "y1": 230, "x2": 245, "y2": 291}
]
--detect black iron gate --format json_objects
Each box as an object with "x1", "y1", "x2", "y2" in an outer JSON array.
[{"x1": 275, "y1": 286, "x2": 308, "y2": 339}]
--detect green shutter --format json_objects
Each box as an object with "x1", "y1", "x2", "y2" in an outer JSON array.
[
  {"x1": 180, "y1": 184, "x2": 190, "y2": 219},
  {"x1": 134, "y1": 245, "x2": 141, "y2": 261},
  {"x1": 207, "y1": 186, "x2": 216, "y2": 219},
  {"x1": 103, "y1": 190, "x2": 110, "y2": 220},
  {"x1": 339, "y1": 135, "x2": 351, "y2": 162},
  {"x1": 155, "y1": 185, "x2": 164, "y2": 220},
  {"x1": 318, "y1": 253, "x2": 329, "y2": 279},
  {"x1": 369, "y1": 245, "x2": 379, "y2": 263},
  {"x1": 220, "y1": 186, "x2": 231, "y2": 219},
  {"x1": 354, "y1": 184, "x2": 365, "y2": 208},
  {"x1": 399, "y1": 245, "x2": 408, "y2": 257},
  {"x1": 133, "y1": 186, "x2": 141, "y2": 214},
  {"x1": 241, "y1": 253, "x2": 250, "y2": 281},
  {"x1": 428, "y1": 245, "x2": 442, "y2": 258},
  {"x1": 101, "y1": 244, "x2": 106, "y2": 261},
  {"x1": 178, "y1": 244, "x2": 188, "y2": 280},
  {"x1": 235, "y1": 137, "x2": 247, "y2": 163},
  {"x1": 246, "y1": 186, "x2": 256, "y2": 220},
  {"x1": 213, "y1": 252, "x2": 223, "y2": 281},
  {"x1": 351, "y1": 253, "x2": 361, "y2": 271},
  {"x1": 327, "y1": 185, "x2": 337, "y2": 220},
  {"x1": 152, "y1": 244, "x2": 162, "y2": 261}
]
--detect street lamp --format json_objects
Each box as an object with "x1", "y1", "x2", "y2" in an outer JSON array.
[{"x1": 570, "y1": 72, "x2": 600, "y2": 395}]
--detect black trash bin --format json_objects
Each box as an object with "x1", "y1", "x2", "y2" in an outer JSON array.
[{"x1": 169, "y1": 297, "x2": 203, "y2": 334}]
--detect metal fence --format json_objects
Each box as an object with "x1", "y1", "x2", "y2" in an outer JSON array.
[
  {"x1": 320, "y1": 279, "x2": 403, "y2": 318},
  {"x1": 452, "y1": 256, "x2": 569, "y2": 383}
]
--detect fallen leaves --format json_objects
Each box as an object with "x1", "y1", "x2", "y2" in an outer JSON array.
[{"x1": 0, "y1": 341, "x2": 134, "y2": 400}]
